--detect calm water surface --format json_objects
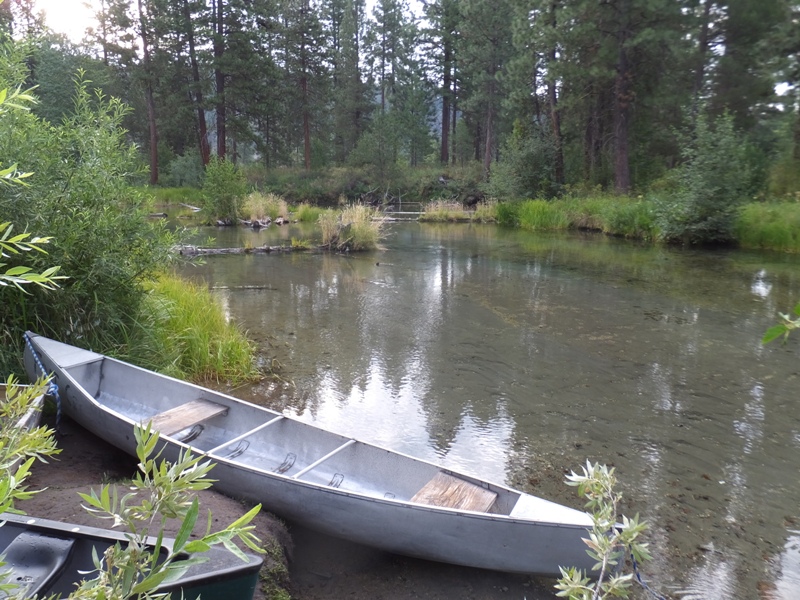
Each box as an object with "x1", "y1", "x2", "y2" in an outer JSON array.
[{"x1": 178, "y1": 222, "x2": 800, "y2": 599}]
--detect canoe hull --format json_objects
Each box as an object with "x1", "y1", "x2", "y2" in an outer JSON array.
[{"x1": 24, "y1": 333, "x2": 595, "y2": 576}]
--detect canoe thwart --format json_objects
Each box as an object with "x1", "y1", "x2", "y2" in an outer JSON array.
[
  {"x1": 411, "y1": 472, "x2": 497, "y2": 513},
  {"x1": 147, "y1": 399, "x2": 228, "y2": 437}
]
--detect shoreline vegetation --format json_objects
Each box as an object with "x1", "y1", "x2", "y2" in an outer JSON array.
[{"x1": 148, "y1": 185, "x2": 800, "y2": 254}]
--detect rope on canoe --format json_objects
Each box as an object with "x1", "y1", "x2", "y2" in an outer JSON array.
[
  {"x1": 630, "y1": 545, "x2": 669, "y2": 600},
  {"x1": 23, "y1": 333, "x2": 62, "y2": 428}
]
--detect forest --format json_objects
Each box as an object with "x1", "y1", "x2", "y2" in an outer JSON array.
[
  {"x1": 0, "y1": 0, "x2": 796, "y2": 203},
  {"x1": 0, "y1": 0, "x2": 800, "y2": 241}
]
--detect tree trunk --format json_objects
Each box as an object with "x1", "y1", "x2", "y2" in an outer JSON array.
[
  {"x1": 692, "y1": 0, "x2": 713, "y2": 120},
  {"x1": 137, "y1": 0, "x2": 158, "y2": 185},
  {"x1": 440, "y1": 44, "x2": 451, "y2": 164},
  {"x1": 451, "y1": 75, "x2": 458, "y2": 164},
  {"x1": 482, "y1": 81, "x2": 495, "y2": 179},
  {"x1": 214, "y1": 0, "x2": 226, "y2": 159},
  {"x1": 302, "y1": 0, "x2": 312, "y2": 170},
  {"x1": 794, "y1": 91, "x2": 800, "y2": 161},
  {"x1": 613, "y1": 7, "x2": 632, "y2": 194},
  {"x1": 547, "y1": 2, "x2": 564, "y2": 185},
  {"x1": 302, "y1": 72, "x2": 311, "y2": 171},
  {"x1": 182, "y1": 0, "x2": 210, "y2": 166}
]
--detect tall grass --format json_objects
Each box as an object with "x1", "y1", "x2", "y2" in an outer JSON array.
[
  {"x1": 242, "y1": 192, "x2": 288, "y2": 221},
  {"x1": 294, "y1": 202, "x2": 325, "y2": 222},
  {"x1": 736, "y1": 202, "x2": 800, "y2": 252},
  {"x1": 317, "y1": 209, "x2": 340, "y2": 246},
  {"x1": 318, "y1": 203, "x2": 385, "y2": 250},
  {"x1": 420, "y1": 200, "x2": 498, "y2": 223},
  {"x1": 517, "y1": 200, "x2": 571, "y2": 231},
  {"x1": 124, "y1": 273, "x2": 259, "y2": 385},
  {"x1": 420, "y1": 201, "x2": 472, "y2": 222},
  {"x1": 497, "y1": 196, "x2": 657, "y2": 239},
  {"x1": 340, "y1": 204, "x2": 385, "y2": 250},
  {"x1": 472, "y1": 200, "x2": 499, "y2": 223}
]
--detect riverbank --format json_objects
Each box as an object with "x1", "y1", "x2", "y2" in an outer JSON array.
[{"x1": 19, "y1": 412, "x2": 561, "y2": 600}]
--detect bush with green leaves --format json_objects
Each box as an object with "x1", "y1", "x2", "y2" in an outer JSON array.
[
  {"x1": 0, "y1": 375, "x2": 60, "y2": 514},
  {"x1": 201, "y1": 156, "x2": 248, "y2": 224},
  {"x1": 347, "y1": 112, "x2": 402, "y2": 185},
  {"x1": 556, "y1": 461, "x2": 652, "y2": 600},
  {"x1": 483, "y1": 122, "x2": 557, "y2": 200},
  {"x1": 655, "y1": 111, "x2": 749, "y2": 244},
  {"x1": 0, "y1": 53, "x2": 180, "y2": 374},
  {"x1": 72, "y1": 424, "x2": 263, "y2": 600}
]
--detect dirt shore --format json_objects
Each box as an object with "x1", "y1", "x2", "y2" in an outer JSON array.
[{"x1": 17, "y1": 414, "x2": 559, "y2": 600}]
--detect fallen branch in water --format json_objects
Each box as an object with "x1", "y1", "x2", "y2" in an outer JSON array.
[{"x1": 177, "y1": 244, "x2": 310, "y2": 256}]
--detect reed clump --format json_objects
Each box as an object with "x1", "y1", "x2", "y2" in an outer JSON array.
[
  {"x1": 294, "y1": 202, "x2": 325, "y2": 223},
  {"x1": 517, "y1": 199, "x2": 571, "y2": 231},
  {"x1": 317, "y1": 202, "x2": 384, "y2": 251},
  {"x1": 127, "y1": 273, "x2": 259, "y2": 385},
  {"x1": 420, "y1": 200, "x2": 472, "y2": 222},
  {"x1": 242, "y1": 192, "x2": 289, "y2": 222}
]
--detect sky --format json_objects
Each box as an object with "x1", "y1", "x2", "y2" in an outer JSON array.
[
  {"x1": 32, "y1": 1, "x2": 425, "y2": 43},
  {"x1": 34, "y1": 0, "x2": 98, "y2": 42}
]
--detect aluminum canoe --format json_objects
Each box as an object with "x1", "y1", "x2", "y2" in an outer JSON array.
[{"x1": 23, "y1": 332, "x2": 594, "y2": 576}]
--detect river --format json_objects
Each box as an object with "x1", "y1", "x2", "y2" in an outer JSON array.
[{"x1": 177, "y1": 221, "x2": 800, "y2": 599}]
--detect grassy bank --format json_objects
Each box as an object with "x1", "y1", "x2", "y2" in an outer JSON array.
[
  {"x1": 735, "y1": 202, "x2": 800, "y2": 253},
  {"x1": 147, "y1": 183, "x2": 800, "y2": 253},
  {"x1": 494, "y1": 195, "x2": 658, "y2": 240},
  {"x1": 122, "y1": 273, "x2": 259, "y2": 385},
  {"x1": 486, "y1": 196, "x2": 800, "y2": 253}
]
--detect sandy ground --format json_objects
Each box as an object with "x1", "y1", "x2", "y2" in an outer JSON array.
[{"x1": 17, "y1": 414, "x2": 559, "y2": 600}]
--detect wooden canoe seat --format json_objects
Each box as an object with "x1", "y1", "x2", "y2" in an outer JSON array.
[
  {"x1": 147, "y1": 399, "x2": 228, "y2": 436},
  {"x1": 411, "y1": 472, "x2": 497, "y2": 513}
]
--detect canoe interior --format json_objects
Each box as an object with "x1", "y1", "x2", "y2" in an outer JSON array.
[{"x1": 66, "y1": 356, "x2": 524, "y2": 515}]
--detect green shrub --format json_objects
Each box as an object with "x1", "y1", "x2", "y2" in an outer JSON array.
[
  {"x1": 0, "y1": 66, "x2": 180, "y2": 374},
  {"x1": 495, "y1": 201, "x2": 521, "y2": 226},
  {"x1": 201, "y1": 157, "x2": 248, "y2": 223},
  {"x1": 599, "y1": 198, "x2": 658, "y2": 239},
  {"x1": 656, "y1": 111, "x2": 749, "y2": 244},
  {"x1": 561, "y1": 195, "x2": 608, "y2": 230},
  {"x1": 483, "y1": 122, "x2": 557, "y2": 200},
  {"x1": 163, "y1": 150, "x2": 204, "y2": 188}
]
